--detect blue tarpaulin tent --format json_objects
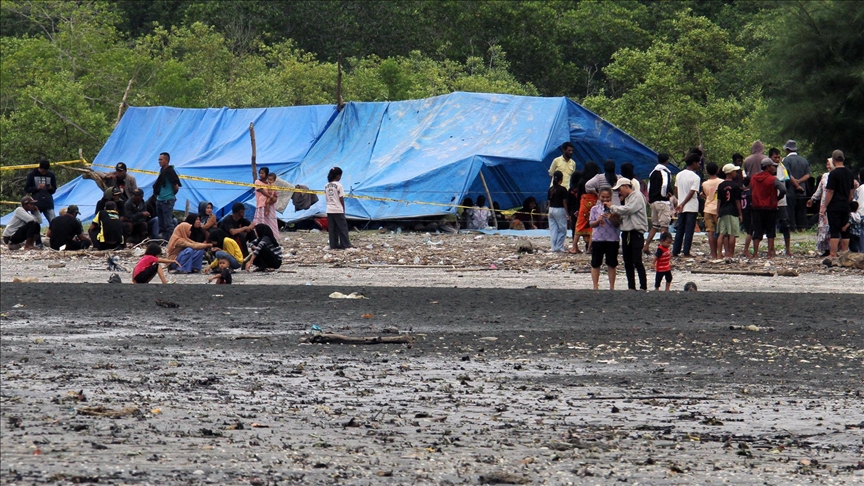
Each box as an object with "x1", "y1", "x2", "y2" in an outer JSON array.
[{"x1": 3, "y1": 92, "x2": 658, "y2": 225}]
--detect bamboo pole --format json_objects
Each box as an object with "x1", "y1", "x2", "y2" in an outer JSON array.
[
  {"x1": 249, "y1": 122, "x2": 257, "y2": 182},
  {"x1": 478, "y1": 168, "x2": 498, "y2": 229}
]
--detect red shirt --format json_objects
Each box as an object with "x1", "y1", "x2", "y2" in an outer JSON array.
[
  {"x1": 133, "y1": 255, "x2": 159, "y2": 278},
  {"x1": 750, "y1": 171, "x2": 779, "y2": 209},
  {"x1": 654, "y1": 245, "x2": 672, "y2": 272}
]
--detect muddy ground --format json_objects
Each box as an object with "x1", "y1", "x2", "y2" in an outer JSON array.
[{"x1": 1, "y1": 284, "x2": 862, "y2": 485}]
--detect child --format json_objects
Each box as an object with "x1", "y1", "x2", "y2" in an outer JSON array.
[
  {"x1": 717, "y1": 163, "x2": 743, "y2": 258},
  {"x1": 848, "y1": 201, "x2": 861, "y2": 253},
  {"x1": 266, "y1": 172, "x2": 279, "y2": 209},
  {"x1": 653, "y1": 231, "x2": 673, "y2": 291},
  {"x1": 132, "y1": 243, "x2": 177, "y2": 284},
  {"x1": 324, "y1": 167, "x2": 352, "y2": 249},
  {"x1": 701, "y1": 162, "x2": 722, "y2": 259},
  {"x1": 208, "y1": 256, "x2": 233, "y2": 284},
  {"x1": 588, "y1": 188, "x2": 620, "y2": 290}
]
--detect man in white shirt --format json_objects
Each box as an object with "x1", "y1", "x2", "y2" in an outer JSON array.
[
  {"x1": 2, "y1": 196, "x2": 44, "y2": 250},
  {"x1": 672, "y1": 154, "x2": 702, "y2": 257}
]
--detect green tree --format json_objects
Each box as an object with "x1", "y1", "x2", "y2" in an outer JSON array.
[
  {"x1": 583, "y1": 10, "x2": 764, "y2": 164},
  {"x1": 761, "y1": 0, "x2": 864, "y2": 166}
]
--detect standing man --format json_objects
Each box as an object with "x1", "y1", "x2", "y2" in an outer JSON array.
[
  {"x1": 2, "y1": 196, "x2": 43, "y2": 250},
  {"x1": 153, "y1": 152, "x2": 181, "y2": 239},
  {"x1": 605, "y1": 178, "x2": 649, "y2": 291},
  {"x1": 672, "y1": 153, "x2": 701, "y2": 257},
  {"x1": 750, "y1": 157, "x2": 786, "y2": 259},
  {"x1": 821, "y1": 150, "x2": 854, "y2": 256},
  {"x1": 643, "y1": 153, "x2": 674, "y2": 254},
  {"x1": 770, "y1": 148, "x2": 793, "y2": 256},
  {"x1": 742, "y1": 141, "x2": 765, "y2": 178},
  {"x1": 782, "y1": 140, "x2": 811, "y2": 231},
  {"x1": 24, "y1": 159, "x2": 57, "y2": 222},
  {"x1": 548, "y1": 142, "x2": 576, "y2": 188}
]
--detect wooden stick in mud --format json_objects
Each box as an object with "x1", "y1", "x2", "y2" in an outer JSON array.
[
  {"x1": 689, "y1": 269, "x2": 774, "y2": 277},
  {"x1": 249, "y1": 122, "x2": 257, "y2": 182},
  {"x1": 300, "y1": 333, "x2": 414, "y2": 345}
]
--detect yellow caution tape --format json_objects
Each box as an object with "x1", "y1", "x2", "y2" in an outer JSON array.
[{"x1": 0, "y1": 159, "x2": 87, "y2": 171}]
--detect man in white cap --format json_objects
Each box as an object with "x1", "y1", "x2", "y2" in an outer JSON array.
[
  {"x1": 604, "y1": 178, "x2": 648, "y2": 290},
  {"x1": 782, "y1": 140, "x2": 811, "y2": 231},
  {"x1": 749, "y1": 157, "x2": 786, "y2": 258}
]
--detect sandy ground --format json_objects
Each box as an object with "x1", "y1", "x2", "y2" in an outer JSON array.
[
  {"x1": 1, "y1": 231, "x2": 863, "y2": 485},
  {"x1": 0, "y1": 230, "x2": 862, "y2": 293},
  {"x1": 1, "y1": 285, "x2": 863, "y2": 485}
]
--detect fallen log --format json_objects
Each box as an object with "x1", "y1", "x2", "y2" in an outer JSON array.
[
  {"x1": 688, "y1": 269, "x2": 774, "y2": 277},
  {"x1": 300, "y1": 333, "x2": 414, "y2": 345}
]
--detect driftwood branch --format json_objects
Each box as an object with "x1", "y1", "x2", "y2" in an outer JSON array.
[
  {"x1": 478, "y1": 169, "x2": 498, "y2": 229},
  {"x1": 300, "y1": 333, "x2": 414, "y2": 345},
  {"x1": 64, "y1": 166, "x2": 107, "y2": 192},
  {"x1": 249, "y1": 122, "x2": 257, "y2": 182},
  {"x1": 689, "y1": 269, "x2": 774, "y2": 277},
  {"x1": 114, "y1": 78, "x2": 134, "y2": 127}
]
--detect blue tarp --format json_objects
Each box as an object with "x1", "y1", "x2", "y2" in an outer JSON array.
[{"x1": 4, "y1": 92, "x2": 658, "y2": 225}]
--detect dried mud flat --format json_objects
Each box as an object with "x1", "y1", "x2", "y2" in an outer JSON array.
[{"x1": 1, "y1": 284, "x2": 863, "y2": 485}]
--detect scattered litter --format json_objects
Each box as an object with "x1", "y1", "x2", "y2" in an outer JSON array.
[
  {"x1": 155, "y1": 299, "x2": 180, "y2": 308},
  {"x1": 12, "y1": 277, "x2": 38, "y2": 283},
  {"x1": 329, "y1": 291, "x2": 367, "y2": 299},
  {"x1": 47, "y1": 263, "x2": 66, "y2": 268},
  {"x1": 78, "y1": 406, "x2": 138, "y2": 418},
  {"x1": 730, "y1": 325, "x2": 775, "y2": 332},
  {"x1": 479, "y1": 336, "x2": 498, "y2": 341}
]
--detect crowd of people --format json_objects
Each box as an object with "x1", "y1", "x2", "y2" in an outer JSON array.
[{"x1": 3, "y1": 143, "x2": 861, "y2": 289}]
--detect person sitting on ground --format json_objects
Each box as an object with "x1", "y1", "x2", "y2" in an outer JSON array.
[
  {"x1": 458, "y1": 197, "x2": 473, "y2": 229},
  {"x1": 123, "y1": 188, "x2": 158, "y2": 244},
  {"x1": 244, "y1": 224, "x2": 283, "y2": 272},
  {"x1": 207, "y1": 256, "x2": 233, "y2": 284},
  {"x1": 24, "y1": 159, "x2": 56, "y2": 222},
  {"x1": 184, "y1": 213, "x2": 207, "y2": 243},
  {"x1": 89, "y1": 201, "x2": 124, "y2": 250},
  {"x1": 198, "y1": 201, "x2": 217, "y2": 240},
  {"x1": 95, "y1": 186, "x2": 127, "y2": 219},
  {"x1": 512, "y1": 196, "x2": 542, "y2": 230},
  {"x1": 492, "y1": 201, "x2": 509, "y2": 230},
  {"x1": 219, "y1": 202, "x2": 255, "y2": 258},
  {"x1": 166, "y1": 216, "x2": 212, "y2": 273},
  {"x1": 203, "y1": 229, "x2": 243, "y2": 273},
  {"x1": 47, "y1": 205, "x2": 91, "y2": 250},
  {"x1": 653, "y1": 231, "x2": 674, "y2": 291},
  {"x1": 2, "y1": 196, "x2": 44, "y2": 250},
  {"x1": 132, "y1": 243, "x2": 176, "y2": 284},
  {"x1": 467, "y1": 195, "x2": 492, "y2": 230},
  {"x1": 588, "y1": 188, "x2": 621, "y2": 290}
]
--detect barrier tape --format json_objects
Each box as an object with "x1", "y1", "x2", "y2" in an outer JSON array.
[
  {"x1": 0, "y1": 162, "x2": 540, "y2": 216},
  {"x1": 0, "y1": 159, "x2": 87, "y2": 171}
]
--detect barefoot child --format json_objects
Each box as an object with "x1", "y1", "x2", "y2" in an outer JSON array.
[
  {"x1": 653, "y1": 231, "x2": 673, "y2": 291},
  {"x1": 325, "y1": 167, "x2": 352, "y2": 249},
  {"x1": 717, "y1": 163, "x2": 743, "y2": 258},
  {"x1": 132, "y1": 243, "x2": 176, "y2": 284},
  {"x1": 207, "y1": 256, "x2": 232, "y2": 284}
]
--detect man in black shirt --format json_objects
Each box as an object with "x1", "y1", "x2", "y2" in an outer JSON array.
[
  {"x1": 89, "y1": 201, "x2": 125, "y2": 250},
  {"x1": 124, "y1": 188, "x2": 158, "y2": 244},
  {"x1": 219, "y1": 202, "x2": 254, "y2": 257},
  {"x1": 47, "y1": 205, "x2": 91, "y2": 250},
  {"x1": 821, "y1": 150, "x2": 854, "y2": 256}
]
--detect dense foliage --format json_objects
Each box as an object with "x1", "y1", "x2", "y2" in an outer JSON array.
[{"x1": 1, "y1": 0, "x2": 860, "y2": 203}]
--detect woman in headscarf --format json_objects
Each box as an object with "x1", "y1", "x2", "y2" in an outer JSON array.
[
  {"x1": 184, "y1": 214, "x2": 207, "y2": 243},
  {"x1": 808, "y1": 157, "x2": 834, "y2": 256},
  {"x1": 573, "y1": 161, "x2": 601, "y2": 253},
  {"x1": 203, "y1": 228, "x2": 243, "y2": 273},
  {"x1": 166, "y1": 218, "x2": 212, "y2": 273},
  {"x1": 198, "y1": 201, "x2": 217, "y2": 238},
  {"x1": 252, "y1": 167, "x2": 280, "y2": 238},
  {"x1": 245, "y1": 224, "x2": 283, "y2": 271}
]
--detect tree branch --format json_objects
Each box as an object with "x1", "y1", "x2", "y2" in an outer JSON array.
[{"x1": 27, "y1": 94, "x2": 100, "y2": 142}]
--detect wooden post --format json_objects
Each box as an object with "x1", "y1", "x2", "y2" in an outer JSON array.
[
  {"x1": 114, "y1": 78, "x2": 134, "y2": 127},
  {"x1": 478, "y1": 168, "x2": 498, "y2": 229},
  {"x1": 336, "y1": 55, "x2": 345, "y2": 111},
  {"x1": 249, "y1": 122, "x2": 257, "y2": 182}
]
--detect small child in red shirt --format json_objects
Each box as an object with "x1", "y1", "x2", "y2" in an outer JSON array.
[
  {"x1": 132, "y1": 243, "x2": 177, "y2": 284},
  {"x1": 653, "y1": 231, "x2": 673, "y2": 291}
]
